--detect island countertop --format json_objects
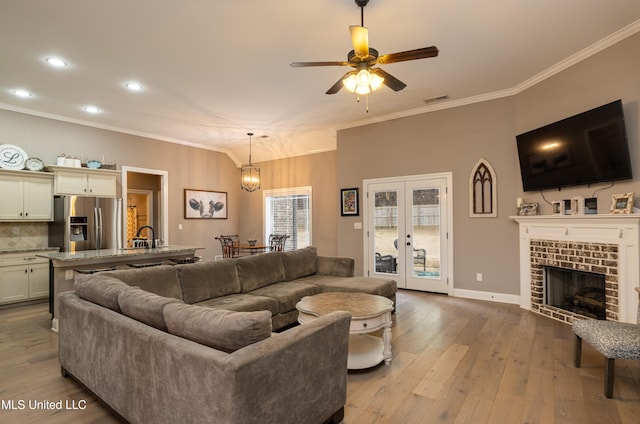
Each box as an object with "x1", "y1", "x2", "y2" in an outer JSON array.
[{"x1": 37, "y1": 245, "x2": 205, "y2": 263}]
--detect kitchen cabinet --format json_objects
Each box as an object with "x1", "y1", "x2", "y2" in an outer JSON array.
[
  {"x1": 0, "y1": 170, "x2": 54, "y2": 221},
  {"x1": 0, "y1": 250, "x2": 55, "y2": 305},
  {"x1": 48, "y1": 166, "x2": 119, "y2": 197}
]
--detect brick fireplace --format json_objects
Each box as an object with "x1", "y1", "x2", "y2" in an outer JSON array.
[
  {"x1": 529, "y1": 239, "x2": 618, "y2": 322},
  {"x1": 513, "y1": 215, "x2": 640, "y2": 324}
]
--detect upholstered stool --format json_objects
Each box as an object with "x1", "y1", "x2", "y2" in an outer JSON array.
[{"x1": 572, "y1": 287, "x2": 640, "y2": 398}]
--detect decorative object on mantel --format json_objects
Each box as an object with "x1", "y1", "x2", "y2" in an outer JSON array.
[
  {"x1": 584, "y1": 197, "x2": 598, "y2": 214},
  {"x1": 551, "y1": 200, "x2": 562, "y2": 215},
  {"x1": 240, "y1": 132, "x2": 260, "y2": 192},
  {"x1": 184, "y1": 189, "x2": 227, "y2": 219},
  {"x1": 469, "y1": 158, "x2": 497, "y2": 217},
  {"x1": 0, "y1": 144, "x2": 28, "y2": 170},
  {"x1": 610, "y1": 192, "x2": 633, "y2": 214},
  {"x1": 571, "y1": 196, "x2": 585, "y2": 215},
  {"x1": 518, "y1": 202, "x2": 538, "y2": 216}
]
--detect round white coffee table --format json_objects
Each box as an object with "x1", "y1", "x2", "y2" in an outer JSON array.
[{"x1": 296, "y1": 292, "x2": 393, "y2": 369}]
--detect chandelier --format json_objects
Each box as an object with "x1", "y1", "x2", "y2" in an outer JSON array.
[{"x1": 240, "y1": 132, "x2": 261, "y2": 192}]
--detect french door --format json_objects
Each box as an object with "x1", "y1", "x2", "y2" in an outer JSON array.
[{"x1": 364, "y1": 173, "x2": 451, "y2": 293}]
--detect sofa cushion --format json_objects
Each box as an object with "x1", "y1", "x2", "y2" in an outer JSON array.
[
  {"x1": 300, "y1": 275, "x2": 398, "y2": 299},
  {"x1": 175, "y1": 259, "x2": 241, "y2": 304},
  {"x1": 281, "y1": 246, "x2": 318, "y2": 281},
  {"x1": 194, "y1": 293, "x2": 280, "y2": 316},
  {"x1": 164, "y1": 303, "x2": 272, "y2": 353},
  {"x1": 100, "y1": 265, "x2": 183, "y2": 300},
  {"x1": 73, "y1": 274, "x2": 131, "y2": 312},
  {"x1": 118, "y1": 287, "x2": 182, "y2": 331},
  {"x1": 237, "y1": 252, "x2": 285, "y2": 292},
  {"x1": 248, "y1": 281, "x2": 322, "y2": 313}
]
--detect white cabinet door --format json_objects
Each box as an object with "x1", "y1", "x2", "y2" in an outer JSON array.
[
  {"x1": 55, "y1": 172, "x2": 89, "y2": 195},
  {"x1": 23, "y1": 177, "x2": 54, "y2": 220},
  {"x1": 87, "y1": 173, "x2": 117, "y2": 197},
  {"x1": 29, "y1": 262, "x2": 50, "y2": 298},
  {"x1": 0, "y1": 175, "x2": 23, "y2": 219},
  {"x1": 0, "y1": 265, "x2": 29, "y2": 304}
]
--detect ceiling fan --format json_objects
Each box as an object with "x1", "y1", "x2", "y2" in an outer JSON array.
[{"x1": 290, "y1": 0, "x2": 439, "y2": 96}]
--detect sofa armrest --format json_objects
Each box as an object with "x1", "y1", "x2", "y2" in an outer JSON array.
[
  {"x1": 224, "y1": 311, "x2": 352, "y2": 424},
  {"x1": 317, "y1": 256, "x2": 354, "y2": 277}
]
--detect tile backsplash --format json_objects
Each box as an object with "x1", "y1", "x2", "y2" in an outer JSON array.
[{"x1": 0, "y1": 222, "x2": 49, "y2": 250}]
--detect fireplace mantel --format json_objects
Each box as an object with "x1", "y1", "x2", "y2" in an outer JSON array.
[{"x1": 511, "y1": 214, "x2": 640, "y2": 323}]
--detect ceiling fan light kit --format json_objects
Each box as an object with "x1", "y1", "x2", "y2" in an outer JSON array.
[{"x1": 290, "y1": 0, "x2": 439, "y2": 107}]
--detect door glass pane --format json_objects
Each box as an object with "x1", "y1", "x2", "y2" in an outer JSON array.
[
  {"x1": 411, "y1": 188, "x2": 440, "y2": 278},
  {"x1": 374, "y1": 191, "x2": 398, "y2": 274}
]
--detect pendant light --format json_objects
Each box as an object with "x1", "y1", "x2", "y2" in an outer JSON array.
[{"x1": 240, "y1": 132, "x2": 261, "y2": 192}]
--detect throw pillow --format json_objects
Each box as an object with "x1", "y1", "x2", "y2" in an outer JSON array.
[
  {"x1": 163, "y1": 303, "x2": 272, "y2": 353},
  {"x1": 118, "y1": 287, "x2": 182, "y2": 331},
  {"x1": 74, "y1": 274, "x2": 131, "y2": 312}
]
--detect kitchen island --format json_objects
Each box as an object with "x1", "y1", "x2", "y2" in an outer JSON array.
[{"x1": 38, "y1": 245, "x2": 205, "y2": 331}]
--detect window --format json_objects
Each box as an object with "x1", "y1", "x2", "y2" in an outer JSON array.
[{"x1": 264, "y1": 186, "x2": 312, "y2": 250}]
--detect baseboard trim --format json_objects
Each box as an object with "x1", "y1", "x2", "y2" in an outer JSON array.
[{"x1": 452, "y1": 289, "x2": 520, "y2": 305}]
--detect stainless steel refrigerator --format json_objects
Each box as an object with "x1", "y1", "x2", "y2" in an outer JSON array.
[{"x1": 48, "y1": 196, "x2": 123, "y2": 252}]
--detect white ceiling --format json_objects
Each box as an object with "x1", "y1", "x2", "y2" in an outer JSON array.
[{"x1": 2, "y1": 1, "x2": 640, "y2": 165}]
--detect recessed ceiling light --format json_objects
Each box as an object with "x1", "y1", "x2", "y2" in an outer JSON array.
[
  {"x1": 125, "y1": 81, "x2": 143, "y2": 91},
  {"x1": 83, "y1": 105, "x2": 100, "y2": 114},
  {"x1": 12, "y1": 89, "x2": 33, "y2": 98},
  {"x1": 45, "y1": 57, "x2": 68, "y2": 67}
]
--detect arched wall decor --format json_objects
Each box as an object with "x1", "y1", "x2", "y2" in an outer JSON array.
[{"x1": 469, "y1": 158, "x2": 497, "y2": 217}]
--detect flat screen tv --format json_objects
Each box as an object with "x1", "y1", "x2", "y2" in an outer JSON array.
[{"x1": 516, "y1": 100, "x2": 632, "y2": 192}]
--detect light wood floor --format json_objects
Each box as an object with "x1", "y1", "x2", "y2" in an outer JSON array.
[{"x1": 1, "y1": 290, "x2": 638, "y2": 424}]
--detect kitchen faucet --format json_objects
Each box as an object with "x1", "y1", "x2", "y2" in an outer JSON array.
[{"x1": 136, "y1": 226, "x2": 156, "y2": 248}]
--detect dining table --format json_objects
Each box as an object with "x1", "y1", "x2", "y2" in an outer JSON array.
[{"x1": 236, "y1": 244, "x2": 270, "y2": 255}]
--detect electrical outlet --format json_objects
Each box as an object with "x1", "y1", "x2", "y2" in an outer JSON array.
[
  {"x1": 476, "y1": 273, "x2": 483, "y2": 282},
  {"x1": 12, "y1": 227, "x2": 19, "y2": 235},
  {"x1": 178, "y1": 224, "x2": 183, "y2": 230}
]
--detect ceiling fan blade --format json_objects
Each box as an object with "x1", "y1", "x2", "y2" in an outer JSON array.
[
  {"x1": 377, "y1": 46, "x2": 439, "y2": 65},
  {"x1": 326, "y1": 71, "x2": 355, "y2": 95},
  {"x1": 290, "y1": 61, "x2": 350, "y2": 67},
  {"x1": 371, "y1": 68, "x2": 406, "y2": 91},
  {"x1": 350, "y1": 26, "x2": 369, "y2": 57}
]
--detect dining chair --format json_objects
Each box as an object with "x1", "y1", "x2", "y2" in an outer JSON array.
[
  {"x1": 215, "y1": 234, "x2": 240, "y2": 258},
  {"x1": 268, "y1": 234, "x2": 289, "y2": 252},
  {"x1": 572, "y1": 287, "x2": 640, "y2": 398}
]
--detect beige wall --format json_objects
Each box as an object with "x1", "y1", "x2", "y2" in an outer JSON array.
[
  {"x1": 238, "y1": 151, "x2": 338, "y2": 256},
  {"x1": 336, "y1": 32, "x2": 640, "y2": 296}
]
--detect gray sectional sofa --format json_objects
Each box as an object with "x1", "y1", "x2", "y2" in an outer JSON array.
[
  {"x1": 104, "y1": 245, "x2": 396, "y2": 331},
  {"x1": 58, "y1": 246, "x2": 397, "y2": 424}
]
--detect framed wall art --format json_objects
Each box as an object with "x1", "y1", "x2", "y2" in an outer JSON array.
[
  {"x1": 340, "y1": 188, "x2": 359, "y2": 216},
  {"x1": 610, "y1": 192, "x2": 633, "y2": 214},
  {"x1": 184, "y1": 189, "x2": 227, "y2": 219}
]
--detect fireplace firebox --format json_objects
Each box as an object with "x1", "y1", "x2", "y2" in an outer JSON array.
[{"x1": 544, "y1": 267, "x2": 606, "y2": 320}]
